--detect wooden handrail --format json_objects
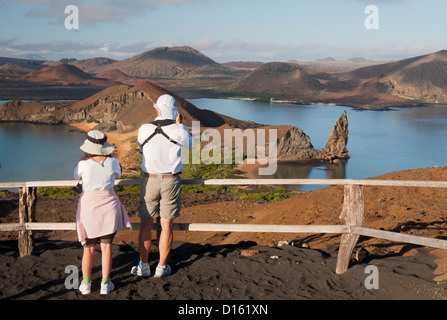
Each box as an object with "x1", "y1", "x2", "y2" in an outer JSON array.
[
  {"x1": 1, "y1": 178, "x2": 447, "y2": 189},
  {"x1": 1, "y1": 178, "x2": 447, "y2": 274}
]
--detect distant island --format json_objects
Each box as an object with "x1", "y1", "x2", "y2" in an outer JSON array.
[{"x1": 0, "y1": 46, "x2": 447, "y2": 108}]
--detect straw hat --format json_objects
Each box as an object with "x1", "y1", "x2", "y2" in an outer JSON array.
[
  {"x1": 80, "y1": 130, "x2": 115, "y2": 156},
  {"x1": 154, "y1": 94, "x2": 178, "y2": 120}
]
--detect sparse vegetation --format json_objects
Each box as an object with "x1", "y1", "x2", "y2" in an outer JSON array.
[
  {"x1": 180, "y1": 149, "x2": 292, "y2": 202},
  {"x1": 37, "y1": 187, "x2": 78, "y2": 198}
]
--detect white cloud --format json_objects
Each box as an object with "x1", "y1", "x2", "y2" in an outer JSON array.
[
  {"x1": 4, "y1": 0, "x2": 215, "y2": 24},
  {"x1": 191, "y1": 38, "x2": 221, "y2": 50},
  {"x1": 0, "y1": 34, "x2": 443, "y2": 63},
  {"x1": 0, "y1": 38, "x2": 155, "y2": 60}
]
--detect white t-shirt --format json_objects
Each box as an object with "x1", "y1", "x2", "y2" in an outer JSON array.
[
  {"x1": 73, "y1": 157, "x2": 122, "y2": 191},
  {"x1": 138, "y1": 119, "x2": 192, "y2": 174}
]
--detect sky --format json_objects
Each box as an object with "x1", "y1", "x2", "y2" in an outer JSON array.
[{"x1": 0, "y1": 0, "x2": 446, "y2": 63}]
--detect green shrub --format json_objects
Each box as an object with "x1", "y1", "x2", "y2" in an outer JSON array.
[
  {"x1": 37, "y1": 187, "x2": 78, "y2": 198},
  {"x1": 113, "y1": 185, "x2": 140, "y2": 195}
]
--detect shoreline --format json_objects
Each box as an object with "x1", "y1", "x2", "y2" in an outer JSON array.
[
  {"x1": 219, "y1": 95, "x2": 434, "y2": 111},
  {"x1": 67, "y1": 122, "x2": 139, "y2": 171}
]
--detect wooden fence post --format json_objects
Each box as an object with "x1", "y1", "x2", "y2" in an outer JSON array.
[
  {"x1": 335, "y1": 185, "x2": 364, "y2": 274},
  {"x1": 18, "y1": 187, "x2": 37, "y2": 257}
]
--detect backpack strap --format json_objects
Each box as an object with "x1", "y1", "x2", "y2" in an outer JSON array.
[{"x1": 141, "y1": 119, "x2": 182, "y2": 150}]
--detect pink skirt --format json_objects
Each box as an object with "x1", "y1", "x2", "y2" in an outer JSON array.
[{"x1": 76, "y1": 189, "x2": 132, "y2": 245}]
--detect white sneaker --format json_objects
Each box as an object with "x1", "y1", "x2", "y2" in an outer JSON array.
[
  {"x1": 131, "y1": 261, "x2": 151, "y2": 277},
  {"x1": 154, "y1": 264, "x2": 171, "y2": 278},
  {"x1": 100, "y1": 280, "x2": 114, "y2": 295},
  {"x1": 79, "y1": 281, "x2": 91, "y2": 295}
]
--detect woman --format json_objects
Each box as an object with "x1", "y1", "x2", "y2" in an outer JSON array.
[{"x1": 74, "y1": 130, "x2": 131, "y2": 295}]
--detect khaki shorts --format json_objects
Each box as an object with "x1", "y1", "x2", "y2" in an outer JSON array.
[
  {"x1": 83, "y1": 232, "x2": 116, "y2": 248},
  {"x1": 138, "y1": 175, "x2": 181, "y2": 220}
]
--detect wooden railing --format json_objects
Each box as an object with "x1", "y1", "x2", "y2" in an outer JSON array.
[{"x1": 1, "y1": 178, "x2": 447, "y2": 274}]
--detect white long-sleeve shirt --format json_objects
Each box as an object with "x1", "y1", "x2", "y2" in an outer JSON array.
[{"x1": 138, "y1": 119, "x2": 192, "y2": 174}]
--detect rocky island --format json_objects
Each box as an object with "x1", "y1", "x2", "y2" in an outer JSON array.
[{"x1": 0, "y1": 80, "x2": 349, "y2": 164}]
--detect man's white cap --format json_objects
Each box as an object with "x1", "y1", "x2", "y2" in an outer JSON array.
[{"x1": 154, "y1": 94, "x2": 178, "y2": 120}]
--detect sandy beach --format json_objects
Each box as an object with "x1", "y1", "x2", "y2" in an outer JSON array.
[{"x1": 68, "y1": 122, "x2": 139, "y2": 173}]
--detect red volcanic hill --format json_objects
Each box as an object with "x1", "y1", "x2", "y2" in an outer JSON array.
[
  {"x1": 231, "y1": 51, "x2": 447, "y2": 107},
  {"x1": 19, "y1": 64, "x2": 121, "y2": 87},
  {"x1": 232, "y1": 62, "x2": 324, "y2": 97},
  {"x1": 75, "y1": 46, "x2": 248, "y2": 81},
  {"x1": 0, "y1": 64, "x2": 21, "y2": 77},
  {"x1": 94, "y1": 69, "x2": 143, "y2": 86},
  {"x1": 67, "y1": 80, "x2": 262, "y2": 132},
  {"x1": 22, "y1": 64, "x2": 94, "y2": 84},
  {"x1": 95, "y1": 69, "x2": 129, "y2": 80},
  {"x1": 345, "y1": 50, "x2": 447, "y2": 103}
]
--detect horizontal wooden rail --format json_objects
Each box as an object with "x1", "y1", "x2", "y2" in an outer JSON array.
[
  {"x1": 2, "y1": 178, "x2": 447, "y2": 189},
  {"x1": 1, "y1": 178, "x2": 447, "y2": 274},
  {"x1": 0, "y1": 222, "x2": 351, "y2": 234},
  {"x1": 352, "y1": 226, "x2": 447, "y2": 251}
]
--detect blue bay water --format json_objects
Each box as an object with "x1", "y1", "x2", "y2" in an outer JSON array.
[
  {"x1": 188, "y1": 98, "x2": 447, "y2": 189},
  {"x1": 1, "y1": 98, "x2": 447, "y2": 191},
  {"x1": 0, "y1": 115, "x2": 86, "y2": 183}
]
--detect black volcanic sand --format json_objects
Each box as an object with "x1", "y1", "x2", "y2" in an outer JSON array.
[{"x1": 1, "y1": 239, "x2": 446, "y2": 302}]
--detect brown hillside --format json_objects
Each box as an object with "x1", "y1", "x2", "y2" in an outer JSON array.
[
  {"x1": 233, "y1": 62, "x2": 324, "y2": 96},
  {"x1": 95, "y1": 69, "x2": 146, "y2": 86},
  {"x1": 346, "y1": 50, "x2": 447, "y2": 103},
  {"x1": 19, "y1": 64, "x2": 121, "y2": 88},
  {"x1": 95, "y1": 69, "x2": 129, "y2": 80},
  {"x1": 84, "y1": 46, "x2": 248, "y2": 81},
  {"x1": 67, "y1": 80, "x2": 262, "y2": 132},
  {"x1": 0, "y1": 80, "x2": 261, "y2": 130},
  {"x1": 71, "y1": 57, "x2": 117, "y2": 74},
  {"x1": 22, "y1": 64, "x2": 93, "y2": 85},
  {"x1": 0, "y1": 66, "x2": 21, "y2": 77},
  {"x1": 232, "y1": 59, "x2": 423, "y2": 107},
  {"x1": 0, "y1": 63, "x2": 28, "y2": 76},
  {"x1": 382, "y1": 51, "x2": 447, "y2": 102},
  {"x1": 222, "y1": 61, "x2": 265, "y2": 69}
]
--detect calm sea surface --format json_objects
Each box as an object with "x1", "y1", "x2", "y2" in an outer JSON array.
[
  {"x1": 188, "y1": 98, "x2": 447, "y2": 190},
  {"x1": 1, "y1": 98, "x2": 447, "y2": 190},
  {"x1": 0, "y1": 115, "x2": 86, "y2": 183}
]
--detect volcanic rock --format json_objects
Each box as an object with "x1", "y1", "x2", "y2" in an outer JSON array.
[{"x1": 324, "y1": 111, "x2": 349, "y2": 158}]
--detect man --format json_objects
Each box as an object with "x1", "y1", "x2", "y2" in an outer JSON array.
[{"x1": 131, "y1": 94, "x2": 192, "y2": 278}]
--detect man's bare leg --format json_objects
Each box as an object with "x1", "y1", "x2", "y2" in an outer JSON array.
[
  {"x1": 139, "y1": 218, "x2": 153, "y2": 263},
  {"x1": 158, "y1": 218, "x2": 173, "y2": 266}
]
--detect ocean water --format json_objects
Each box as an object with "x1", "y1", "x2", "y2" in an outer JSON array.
[
  {"x1": 0, "y1": 121, "x2": 86, "y2": 183},
  {"x1": 188, "y1": 98, "x2": 447, "y2": 190},
  {"x1": 2, "y1": 98, "x2": 447, "y2": 191}
]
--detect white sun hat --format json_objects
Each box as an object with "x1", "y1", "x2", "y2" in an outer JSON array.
[
  {"x1": 80, "y1": 130, "x2": 115, "y2": 156},
  {"x1": 154, "y1": 94, "x2": 179, "y2": 120}
]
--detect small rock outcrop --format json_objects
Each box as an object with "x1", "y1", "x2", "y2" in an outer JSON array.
[
  {"x1": 324, "y1": 111, "x2": 349, "y2": 158},
  {"x1": 272, "y1": 111, "x2": 349, "y2": 162},
  {"x1": 275, "y1": 126, "x2": 324, "y2": 161}
]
